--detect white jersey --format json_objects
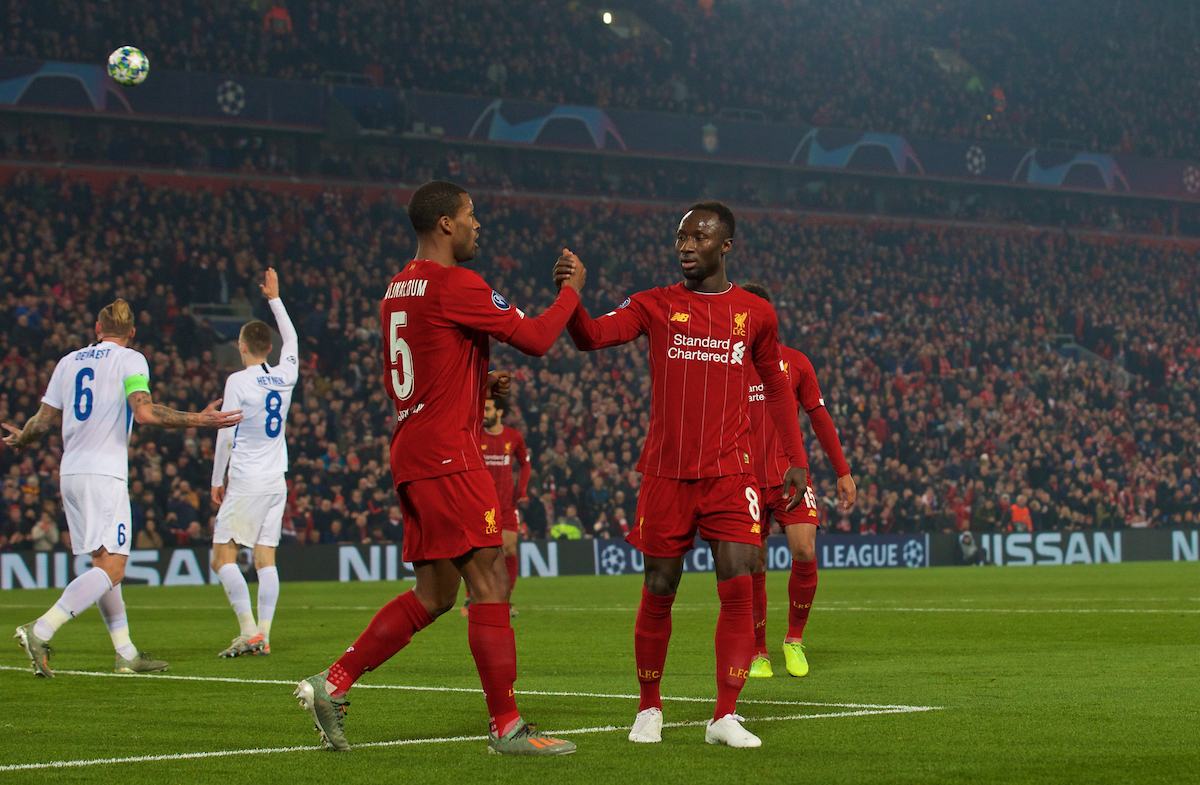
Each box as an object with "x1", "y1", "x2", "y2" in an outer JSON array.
[
  {"x1": 42, "y1": 341, "x2": 150, "y2": 481},
  {"x1": 212, "y1": 298, "x2": 299, "y2": 496}
]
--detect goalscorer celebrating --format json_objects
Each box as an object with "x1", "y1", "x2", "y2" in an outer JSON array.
[
  {"x1": 555, "y1": 202, "x2": 810, "y2": 748},
  {"x1": 210, "y1": 267, "x2": 298, "y2": 658}
]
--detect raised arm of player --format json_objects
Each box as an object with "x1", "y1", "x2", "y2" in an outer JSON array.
[
  {"x1": 1, "y1": 402, "x2": 62, "y2": 451},
  {"x1": 441, "y1": 261, "x2": 584, "y2": 357},
  {"x1": 555, "y1": 250, "x2": 648, "y2": 350},
  {"x1": 128, "y1": 389, "x2": 241, "y2": 431},
  {"x1": 263, "y1": 267, "x2": 300, "y2": 381},
  {"x1": 210, "y1": 378, "x2": 242, "y2": 504}
]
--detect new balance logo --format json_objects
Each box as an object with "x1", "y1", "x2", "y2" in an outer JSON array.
[{"x1": 670, "y1": 311, "x2": 690, "y2": 322}]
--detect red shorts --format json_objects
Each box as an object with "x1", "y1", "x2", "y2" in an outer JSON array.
[
  {"x1": 499, "y1": 507, "x2": 519, "y2": 533},
  {"x1": 760, "y1": 479, "x2": 821, "y2": 540},
  {"x1": 629, "y1": 473, "x2": 763, "y2": 558},
  {"x1": 396, "y1": 470, "x2": 504, "y2": 562}
]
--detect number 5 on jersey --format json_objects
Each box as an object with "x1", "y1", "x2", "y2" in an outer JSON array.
[{"x1": 389, "y1": 310, "x2": 414, "y2": 400}]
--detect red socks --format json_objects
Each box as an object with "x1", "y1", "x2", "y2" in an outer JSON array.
[
  {"x1": 328, "y1": 590, "x2": 433, "y2": 695},
  {"x1": 468, "y1": 602, "x2": 521, "y2": 736},
  {"x1": 714, "y1": 575, "x2": 754, "y2": 720},
  {"x1": 634, "y1": 586, "x2": 675, "y2": 712},
  {"x1": 505, "y1": 555, "x2": 518, "y2": 592},
  {"x1": 751, "y1": 571, "x2": 768, "y2": 656},
  {"x1": 787, "y1": 558, "x2": 818, "y2": 641}
]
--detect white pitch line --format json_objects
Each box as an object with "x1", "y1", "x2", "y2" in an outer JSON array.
[
  {"x1": 0, "y1": 706, "x2": 939, "y2": 772},
  {"x1": 0, "y1": 665, "x2": 927, "y2": 710}
]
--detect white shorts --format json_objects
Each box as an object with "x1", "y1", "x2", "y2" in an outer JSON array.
[
  {"x1": 60, "y1": 474, "x2": 132, "y2": 556},
  {"x1": 213, "y1": 492, "x2": 286, "y2": 547}
]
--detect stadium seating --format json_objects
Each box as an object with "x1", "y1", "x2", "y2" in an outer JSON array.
[
  {"x1": 0, "y1": 172, "x2": 1196, "y2": 553},
  {"x1": 5, "y1": 0, "x2": 1200, "y2": 159}
]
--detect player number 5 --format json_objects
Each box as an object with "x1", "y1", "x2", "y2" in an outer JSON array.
[
  {"x1": 744, "y1": 487, "x2": 760, "y2": 522},
  {"x1": 389, "y1": 310, "x2": 415, "y2": 400}
]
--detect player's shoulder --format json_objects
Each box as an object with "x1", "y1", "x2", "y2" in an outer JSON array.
[
  {"x1": 504, "y1": 424, "x2": 525, "y2": 441},
  {"x1": 781, "y1": 344, "x2": 814, "y2": 371}
]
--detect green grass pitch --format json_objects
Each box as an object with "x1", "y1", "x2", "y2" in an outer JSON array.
[{"x1": 1, "y1": 562, "x2": 1197, "y2": 784}]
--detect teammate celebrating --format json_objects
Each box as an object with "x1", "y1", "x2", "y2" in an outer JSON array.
[
  {"x1": 210, "y1": 268, "x2": 298, "y2": 658},
  {"x1": 470, "y1": 395, "x2": 530, "y2": 617},
  {"x1": 294, "y1": 181, "x2": 582, "y2": 756},
  {"x1": 4, "y1": 299, "x2": 241, "y2": 677},
  {"x1": 553, "y1": 202, "x2": 809, "y2": 748},
  {"x1": 741, "y1": 283, "x2": 856, "y2": 680}
]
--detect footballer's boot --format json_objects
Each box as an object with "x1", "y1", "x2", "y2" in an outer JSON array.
[
  {"x1": 748, "y1": 655, "x2": 773, "y2": 678},
  {"x1": 115, "y1": 652, "x2": 169, "y2": 674},
  {"x1": 783, "y1": 641, "x2": 809, "y2": 677},
  {"x1": 628, "y1": 707, "x2": 663, "y2": 743},
  {"x1": 254, "y1": 643, "x2": 272, "y2": 656},
  {"x1": 14, "y1": 623, "x2": 53, "y2": 678},
  {"x1": 295, "y1": 670, "x2": 350, "y2": 751},
  {"x1": 509, "y1": 605, "x2": 519, "y2": 619},
  {"x1": 218, "y1": 633, "x2": 266, "y2": 658},
  {"x1": 460, "y1": 596, "x2": 471, "y2": 618},
  {"x1": 705, "y1": 714, "x2": 762, "y2": 748},
  {"x1": 487, "y1": 722, "x2": 576, "y2": 756}
]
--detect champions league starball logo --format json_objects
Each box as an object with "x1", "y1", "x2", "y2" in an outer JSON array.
[
  {"x1": 902, "y1": 539, "x2": 925, "y2": 568},
  {"x1": 599, "y1": 544, "x2": 627, "y2": 575},
  {"x1": 966, "y1": 145, "x2": 987, "y2": 175},
  {"x1": 217, "y1": 80, "x2": 245, "y2": 116}
]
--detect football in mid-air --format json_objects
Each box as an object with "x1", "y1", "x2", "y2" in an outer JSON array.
[{"x1": 107, "y1": 46, "x2": 149, "y2": 86}]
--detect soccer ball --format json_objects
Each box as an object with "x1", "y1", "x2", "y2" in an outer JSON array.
[{"x1": 108, "y1": 46, "x2": 149, "y2": 86}]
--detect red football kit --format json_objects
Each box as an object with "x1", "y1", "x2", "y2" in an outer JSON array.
[
  {"x1": 481, "y1": 425, "x2": 529, "y2": 532},
  {"x1": 380, "y1": 259, "x2": 579, "y2": 561},
  {"x1": 567, "y1": 282, "x2": 809, "y2": 557},
  {"x1": 746, "y1": 344, "x2": 848, "y2": 531}
]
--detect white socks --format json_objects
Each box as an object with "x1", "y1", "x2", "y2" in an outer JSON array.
[
  {"x1": 34, "y1": 567, "x2": 112, "y2": 641},
  {"x1": 256, "y1": 566, "x2": 279, "y2": 644},
  {"x1": 97, "y1": 583, "x2": 138, "y2": 660},
  {"x1": 218, "y1": 563, "x2": 258, "y2": 637}
]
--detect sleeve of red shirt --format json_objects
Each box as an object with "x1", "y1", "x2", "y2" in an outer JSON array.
[
  {"x1": 566, "y1": 293, "x2": 650, "y2": 349},
  {"x1": 788, "y1": 347, "x2": 851, "y2": 477},
  {"x1": 751, "y1": 305, "x2": 808, "y2": 470},
  {"x1": 514, "y1": 430, "x2": 530, "y2": 498},
  {"x1": 441, "y1": 268, "x2": 580, "y2": 356}
]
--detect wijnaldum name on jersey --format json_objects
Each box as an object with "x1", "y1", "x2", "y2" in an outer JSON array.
[{"x1": 385, "y1": 279, "x2": 429, "y2": 299}]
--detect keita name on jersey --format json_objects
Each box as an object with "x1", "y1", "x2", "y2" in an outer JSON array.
[{"x1": 384, "y1": 279, "x2": 429, "y2": 299}]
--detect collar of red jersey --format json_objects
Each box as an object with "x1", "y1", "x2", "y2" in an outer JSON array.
[{"x1": 685, "y1": 283, "x2": 734, "y2": 296}]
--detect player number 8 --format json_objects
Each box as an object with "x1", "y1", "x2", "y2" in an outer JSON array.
[
  {"x1": 265, "y1": 391, "x2": 283, "y2": 437},
  {"x1": 744, "y1": 487, "x2": 760, "y2": 522},
  {"x1": 389, "y1": 310, "x2": 415, "y2": 400}
]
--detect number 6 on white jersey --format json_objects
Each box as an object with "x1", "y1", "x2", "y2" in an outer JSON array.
[{"x1": 389, "y1": 310, "x2": 414, "y2": 400}]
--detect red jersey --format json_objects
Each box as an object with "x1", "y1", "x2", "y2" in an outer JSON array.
[
  {"x1": 748, "y1": 344, "x2": 849, "y2": 487},
  {"x1": 480, "y1": 425, "x2": 530, "y2": 514},
  {"x1": 567, "y1": 282, "x2": 807, "y2": 479},
  {"x1": 380, "y1": 259, "x2": 578, "y2": 483}
]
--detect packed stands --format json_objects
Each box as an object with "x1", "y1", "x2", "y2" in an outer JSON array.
[
  {"x1": 4, "y1": 0, "x2": 1199, "y2": 159},
  {"x1": 1, "y1": 171, "x2": 1196, "y2": 553}
]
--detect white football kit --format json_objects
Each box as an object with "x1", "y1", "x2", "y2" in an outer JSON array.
[
  {"x1": 42, "y1": 341, "x2": 151, "y2": 556},
  {"x1": 211, "y1": 298, "x2": 299, "y2": 547}
]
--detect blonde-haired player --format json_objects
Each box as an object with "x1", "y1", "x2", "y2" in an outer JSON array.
[
  {"x1": 210, "y1": 268, "x2": 298, "y2": 657},
  {"x1": 5, "y1": 300, "x2": 242, "y2": 677}
]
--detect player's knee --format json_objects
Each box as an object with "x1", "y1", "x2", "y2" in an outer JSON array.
[
  {"x1": 643, "y1": 570, "x2": 679, "y2": 596},
  {"x1": 792, "y1": 543, "x2": 816, "y2": 562}
]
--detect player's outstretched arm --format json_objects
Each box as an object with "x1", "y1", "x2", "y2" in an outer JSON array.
[
  {"x1": 2, "y1": 403, "x2": 62, "y2": 451},
  {"x1": 129, "y1": 391, "x2": 242, "y2": 430},
  {"x1": 555, "y1": 250, "x2": 646, "y2": 351},
  {"x1": 263, "y1": 266, "x2": 300, "y2": 374},
  {"x1": 499, "y1": 252, "x2": 584, "y2": 356}
]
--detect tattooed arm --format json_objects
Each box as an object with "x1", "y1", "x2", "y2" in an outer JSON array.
[
  {"x1": 2, "y1": 403, "x2": 63, "y2": 451},
  {"x1": 127, "y1": 391, "x2": 242, "y2": 430}
]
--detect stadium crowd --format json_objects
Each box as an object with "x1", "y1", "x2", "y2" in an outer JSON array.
[
  {"x1": 3, "y1": 118, "x2": 1200, "y2": 239},
  {"x1": 3, "y1": 0, "x2": 1200, "y2": 160},
  {"x1": 0, "y1": 171, "x2": 1197, "y2": 554}
]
